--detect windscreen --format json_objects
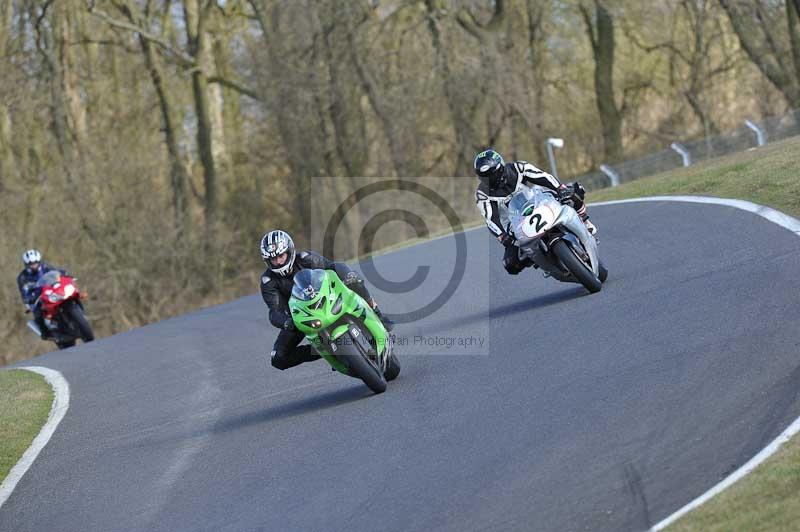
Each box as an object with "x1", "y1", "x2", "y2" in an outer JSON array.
[
  {"x1": 291, "y1": 269, "x2": 326, "y2": 301},
  {"x1": 508, "y1": 186, "x2": 537, "y2": 218},
  {"x1": 35, "y1": 271, "x2": 61, "y2": 288}
]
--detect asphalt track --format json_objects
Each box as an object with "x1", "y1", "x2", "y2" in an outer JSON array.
[{"x1": 4, "y1": 200, "x2": 800, "y2": 532}]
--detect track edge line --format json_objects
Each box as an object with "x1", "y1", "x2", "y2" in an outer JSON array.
[
  {"x1": 591, "y1": 195, "x2": 800, "y2": 531},
  {"x1": 0, "y1": 366, "x2": 70, "y2": 509}
]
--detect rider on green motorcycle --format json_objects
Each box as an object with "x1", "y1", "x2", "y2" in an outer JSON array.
[{"x1": 259, "y1": 230, "x2": 393, "y2": 370}]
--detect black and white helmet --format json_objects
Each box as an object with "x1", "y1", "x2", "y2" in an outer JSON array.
[
  {"x1": 473, "y1": 149, "x2": 506, "y2": 189},
  {"x1": 22, "y1": 249, "x2": 42, "y2": 266},
  {"x1": 260, "y1": 230, "x2": 296, "y2": 277}
]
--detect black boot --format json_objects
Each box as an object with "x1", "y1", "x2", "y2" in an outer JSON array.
[
  {"x1": 35, "y1": 317, "x2": 52, "y2": 340},
  {"x1": 520, "y1": 255, "x2": 535, "y2": 270}
]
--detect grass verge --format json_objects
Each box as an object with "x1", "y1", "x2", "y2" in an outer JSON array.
[
  {"x1": 0, "y1": 369, "x2": 53, "y2": 484},
  {"x1": 665, "y1": 434, "x2": 800, "y2": 531},
  {"x1": 589, "y1": 135, "x2": 800, "y2": 530},
  {"x1": 589, "y1": 136, "x2": 800, "y2": 218}
]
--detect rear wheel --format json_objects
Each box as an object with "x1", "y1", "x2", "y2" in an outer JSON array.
[
  {"x1": 552, "y1": 239, "x2": 602, "y2": 293},
  {"x1": 338, "y1": 330, "x2": 387, "y2": 394},
  {"x1": 65, "y1": 302, "x2": 94, "y2": 342}
]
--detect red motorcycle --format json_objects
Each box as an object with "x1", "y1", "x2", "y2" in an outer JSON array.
[{"x1": 27, "y1": 271, "x2": 94, "y2": 349}]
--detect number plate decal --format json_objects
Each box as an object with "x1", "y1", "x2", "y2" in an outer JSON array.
[{"x1": 521, "y1": 206, "x2": 556, "y2": 238}]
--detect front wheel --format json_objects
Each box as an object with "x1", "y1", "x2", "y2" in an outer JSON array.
[
  {"x1": 338, "y1": 331, "x2": 387, "y2": 394},
  {"x1": 65, "y1": 302, "x2": 95, "y2": 342},
  {"x1": 384, "y1": 354, "x2": 401, "y2": 381},
  {"x1": 552, "y1": 239, "x2": 602, "y2": 293}
]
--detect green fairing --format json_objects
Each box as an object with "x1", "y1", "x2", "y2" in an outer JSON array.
[{"x1": 288, "y1": 269, "x2": 388, "y2": 375}]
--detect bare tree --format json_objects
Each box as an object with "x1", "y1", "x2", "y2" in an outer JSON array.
[
  {"x1": 110, "y1": 0, "x2": 190, "y2": 230},
  {"x1": 424, "y1": 0, "x2": 509, "y2": 175},
  {"x1": 625, "y1": 0, "x2": 739, "y2": 138},
  {"x1": 720, "y1": 0, "x2": 800, "y2": 106},
  {"x1": 580, "y1": 0, "x2": 624, "y2": 162}
]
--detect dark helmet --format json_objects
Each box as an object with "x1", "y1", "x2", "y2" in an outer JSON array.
[
  {"x1": 260, "y1": 230, "x2": 296, "y2": 277},
  {"x1": 473, "y1": 149, "x2": 506, "y2": 188}
]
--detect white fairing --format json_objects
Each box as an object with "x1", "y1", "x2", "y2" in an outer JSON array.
[{"x1": 508, "y1": 186, "x2": 600, "y2": 276}]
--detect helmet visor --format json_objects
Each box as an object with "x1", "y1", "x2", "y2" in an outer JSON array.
[
  {"x1": 479, "y1": 166, "x2": 505, "y2": 188},
  {"x1": 268, "y1": 252, "x2": 289, "y2": 269}
]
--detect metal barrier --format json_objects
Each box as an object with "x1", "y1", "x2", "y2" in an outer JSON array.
[{"x1": 577, "y1": 110, "x2": 800, "y2": 191}]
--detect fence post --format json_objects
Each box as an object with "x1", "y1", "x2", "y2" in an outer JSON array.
[
  {"x1": 599, "y1": 164, "x2": 620, "y2": 187},
  {"x1": 670, "y1": 142, "x2": 691, "y2": 167},
  {"x1": 745, "y1": 119, "x2": 766, "y2": 147},
  {"x1": 546, "y1": 138, "x2": 564, "y2": 179}
]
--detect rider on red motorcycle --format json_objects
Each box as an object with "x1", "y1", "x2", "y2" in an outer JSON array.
[{"x1": 17, "y1": 249, "x2": 68, "y2": 340}]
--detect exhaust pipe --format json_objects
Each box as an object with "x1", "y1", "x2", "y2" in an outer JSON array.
[{"x1": 26, "y1": 320, "x2": 42, "y2": 337}]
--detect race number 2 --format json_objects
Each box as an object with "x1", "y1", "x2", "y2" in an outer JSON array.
[{"x1": 529, "y1": 213, "x2": 547, "y2": 233}]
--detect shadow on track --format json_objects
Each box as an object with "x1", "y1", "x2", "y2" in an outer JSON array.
[
  {"x1": 211, "y1": 385, "x2": 374, "y2": 435},
  {"x1": 487, "y1": 286, "x2": 589, "y2": 318},
  {"x1": 125, "y1": 385, "x2": 377, "y2": 451},
  {"x1": 413, "y1": 286, "x2": 588, "y2": 336}
]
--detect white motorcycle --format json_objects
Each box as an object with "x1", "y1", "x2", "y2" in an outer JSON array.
[{"x1": 507, "y1": 185, "x2": 607, "y2": 293}]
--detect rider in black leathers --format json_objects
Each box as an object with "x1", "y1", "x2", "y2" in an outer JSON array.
[
  {"x1": 474, "y1": 149, "x2": 598, "y2": 275},
  {"x1": 259, "y1": 230, "x2": 393, "y2": 370},
  {"x1": 17, "y1": 249, "x2": 68, "y2": 340}
]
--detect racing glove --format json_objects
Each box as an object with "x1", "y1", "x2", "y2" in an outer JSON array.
[
  {"x1": 557, "y1": 184, "x2": 575, "y2": 203},
  {"x1": 498, "y1": 233, "x2": 516, "y2": 248},
  {"x1": 572, "y1": 181, "x2": 586, "y2": 200}
]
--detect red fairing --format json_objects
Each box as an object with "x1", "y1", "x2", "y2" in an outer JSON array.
[{"x1": 38, "y1": 274, "x2": 84, "y2": 319}]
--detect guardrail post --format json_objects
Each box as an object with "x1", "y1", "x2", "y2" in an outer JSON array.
[
  {"x1": 546, "y1": 137, "x2": 564, "y2": 179},
  {"x1": 670, "y1": 142, "x2": 691, "y2": 167},
  {"x1": 599, "y1": 164, "x2": 620, "y2": 187},
  {"x1": 745, "y1": 119, "x2": 766, "y2": 147}
]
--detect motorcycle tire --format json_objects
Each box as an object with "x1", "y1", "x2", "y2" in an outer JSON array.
[
  {"x1": 384, "y1": 354, "x2": 401, "y2": 381},
  {"x1": 65, "y1": 302, "x2": 95, "y2": 342},
  {"x1": 552, "y1": 239, "x2": 602, "y2": 293},
  {"x1": 338, "y1": 331, "x2": 387, "y2": 394}
]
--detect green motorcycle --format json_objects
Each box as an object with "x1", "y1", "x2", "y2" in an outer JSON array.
[{"x1": 288, "y1": 268, "x2": 400, "y2": 394}]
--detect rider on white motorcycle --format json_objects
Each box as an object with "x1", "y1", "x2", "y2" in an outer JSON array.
[{"x1": 474, "y1": 149, "x2": 598, "y2": 275}]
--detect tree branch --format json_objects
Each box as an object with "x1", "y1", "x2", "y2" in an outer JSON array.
[
  {"x1": 67, "y1": 38, "x2": 139, "y2": 54},
  {"x1": 620, "y1": 80, "x2": 652, "y2": 116},
  {"x1": 207, "y1": 75, "x2": 261, "y2": 101},
  {"x1": 754, "y1": 2, "x2": 787, "y2": 73},
  {"x1": 622, "y1": 22, "x2": 692, "y2": 65},
  {"x1": 455, "y1": 10, "x2": 486, "y2": 43},
  {"x1": 87, "y1": 3, "x2": 196, "y2": 67},
  {"x1": 578, "y1": 3, "x2": 597, "y2": 54}
]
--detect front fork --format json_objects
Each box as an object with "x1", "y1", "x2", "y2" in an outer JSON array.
[{"x1": 317, "y1": 318, "x2": 391, "y2": 376}]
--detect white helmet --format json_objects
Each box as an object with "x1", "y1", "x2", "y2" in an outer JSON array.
[
  {"x1": 260, "y1": 230, "x2": 296, "y2": 277},
  {"x1": 22, "y1": 249, "x2": 42, "y2": 266}
]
